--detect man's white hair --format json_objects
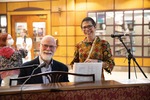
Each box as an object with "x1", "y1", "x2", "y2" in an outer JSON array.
[{"x1": 40, "y1": 35, "x2": 56, "y2": 45}]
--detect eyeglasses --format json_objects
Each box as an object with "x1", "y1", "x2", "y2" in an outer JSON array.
[
  {"x1": 82, "y1": 25, "x2": 93, "y2": 30},
  {"x1": 41, "y1": 44, "x2": 56, "y2": 49}
]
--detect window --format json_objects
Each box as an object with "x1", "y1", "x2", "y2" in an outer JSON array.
[
  {"x1": 88, "y1": 9, "x2": 150, "y2": 57},
  {"x1": 0, "y1": 15, "x2": 7, "y2": 33}
]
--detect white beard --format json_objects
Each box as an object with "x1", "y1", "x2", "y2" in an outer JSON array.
[{"x1": 42, "y1": 53, "x2": 53, "y2": 61}]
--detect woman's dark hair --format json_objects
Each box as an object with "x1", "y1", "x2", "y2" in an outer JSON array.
[
  {"x1": 81, "y1": 17, "x2": 96, "y2": 28},
  {"x1": 0, "y1": 33, "x2": 8, "y2": 47}
]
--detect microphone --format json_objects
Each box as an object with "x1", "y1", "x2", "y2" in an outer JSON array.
[
  {"x1": 111, "y1": 33, "x2": 128, "y2": 38},
  {"x1": 37, "y1": 62, "x2": 46, "y2": 68},
  {"x1": 20, "y1": 62, "x2": 46, "y2": 89},
  {"x1": 24, "y1": 35, "x2": 26, "y2": 43},
  {"x1": 19, "y1": 62, "x2": 46, "y2": 98}
]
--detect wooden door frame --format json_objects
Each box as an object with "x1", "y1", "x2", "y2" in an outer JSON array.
[
  {"x1": 7, "y1": 11, "x2": 50, "y2": 59},
  {"x1": 7, "y1": 11, "x2": 50, "y2": 35}
]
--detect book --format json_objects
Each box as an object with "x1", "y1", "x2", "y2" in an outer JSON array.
[{"x1": 72, "y1": 62, "x2": 103, "y2": 82}]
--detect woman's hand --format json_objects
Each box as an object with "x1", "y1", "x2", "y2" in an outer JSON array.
[
  {"x1": 84, "y1": 59, "x2": 107, "y2": 69},
  {"x1": 84, "y1": 59, "x2": 98, "y2": 63},
  {"x1": 23, "y1": 42, "x2": 27, "y2": 49}
]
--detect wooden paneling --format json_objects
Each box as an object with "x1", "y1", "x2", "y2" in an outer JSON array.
[
  {"x1": 0, "y1": 3, "x2": 6, "y2": 14},
  {"x1": 59, "y1": 26, "x2": 67, "y2": 35},
  {"x1": 75, "y1": 26, "x2": 83, "y2": 35},
  {"x1": 87, "y1": 0, "x2": 114, "y2": 10},
  {"x1": 114, "y1": 58, "x2": 128, "y2": 66},
  {"x1": 51, "y1": 13, "x2": 60, "y2": 26},
  {"x1": 57, "y1": 37, "x2": 67, "y2": 46},
  {"x1": 114, "y1": 58, "x2": 143, "y2": 66},
  {"x1": 67, "y1": 0, "x2": 75, "y2": 11},
  {"x1": 67, "y1": 12, "x2": 75, "y2": 25},
  {"x1": 67, "y1": 26, "x2": 75, "y2": 35},
  {"x1": 59, "y1": 12, "x2": 67, "y2": 25},
  {"x1": 51, "y1": 12, "x2": 66, "y2": 26},
  {"x1": 75, "y1": 11, "x2": 87, "y2": 25},
  {"x1": 67, "y1": 56, "x2": 74, "y2": 64},
  {"x1": 29, "y1": 1, "x2": 51, "y2": 10},
  {"x1": 67, "y1": 37, "x2": 75, "y2": 45},
  {"x1": 52, "y1": 27, "x2": 58, "y2": 35},
  {"x1": 75, "y1": 0, "x2": 87, "y2": 11},
  {"x1": 7, "y1": 2, "x2": 28, "y2": 11},
  {"x1": 55, "y1": 46, "x2": 67, "y2": 56},
  {"x1": 76, "y1": 36, "x2": 85, "y2": 44},
  {"x1": 144, "y1": 0, "x2": 150, "y2": 8},
  {"x1": 67, "y1": 47, "x2": 75, "y2": 56},
  {"x1": 51, "y1": 0, "x2": 66, "y2": 12},
  {"x1": 0, "y1": 0, "x2": 50, "y2": 2},
  {"x1": 53, "y1": 56, "x2": 67, "y2": 63},
  {"x1": 115, "y1": 0, "x2": 143, "y2": 9},
  {"x1": 143, "y1": 58, "x2": 150, "y2": 67}
]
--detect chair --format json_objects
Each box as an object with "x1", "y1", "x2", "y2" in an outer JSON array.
[{"x1": 9, "y1": 71, "x2": 95, "y2": 86}]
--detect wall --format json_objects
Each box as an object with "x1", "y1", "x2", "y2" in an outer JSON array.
[{"x1": 0, "y1": 0, "x2": 150, "y2": 68}]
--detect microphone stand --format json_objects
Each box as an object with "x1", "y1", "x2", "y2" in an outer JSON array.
[
  {"x1": 0, "y1": 64, "x2": 38, "y2": 72},
  {"x1": 118, "y1": 36, "x2": 147, "y2": 79}
]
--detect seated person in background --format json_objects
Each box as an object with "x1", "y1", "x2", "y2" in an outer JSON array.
[
  {"x1": 0, "y1": 33, "x2": 27, "y2": 86},
  {"x1": 70, "y1": 17, "x2": 115, "y2": 80},
  {"x1": 18, "y1": 35, "x2": 69, "y2": 85}
]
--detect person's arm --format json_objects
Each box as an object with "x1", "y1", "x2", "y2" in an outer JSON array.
[
  {"x1": 70, "y1": 44, "x2": 80, "y2": 68},
  {"x1": 11, "y1": 51, "x2": 23, "y2": 67},
  {"x1": 26, "y1": 38, "x2": 32, "y2": 51},
  {"x1": 101, "y1": 41, "x2": 115, "y2": 73},
  {"x1": 16, "y1": 38, "x2": 22, "y2": 50}
]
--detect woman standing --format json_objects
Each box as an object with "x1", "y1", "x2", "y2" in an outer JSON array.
[
  {"x1": 16, "y1": 29, "x2": 32, "y2": 63},
  {"x1": 70, "y1": 17, "x2": 115, "y2": 80},
  {"x1": 0, "y1": 33, "x2": 27, "y2": 86}
]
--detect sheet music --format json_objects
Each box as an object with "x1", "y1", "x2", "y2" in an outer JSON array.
[{"x1": 72, "y1": 63, "x2": 102, "y2": 82}]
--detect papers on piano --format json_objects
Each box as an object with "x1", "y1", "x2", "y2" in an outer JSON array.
[{"x1": 72, "y1": 62, "x2": 103, "y2": 82}]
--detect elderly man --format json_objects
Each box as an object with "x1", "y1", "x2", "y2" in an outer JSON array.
[{"x1": 18, "y1": 35, "x2": 69, "y2": 84}]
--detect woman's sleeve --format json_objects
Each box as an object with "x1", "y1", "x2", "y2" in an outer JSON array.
[
  {"x1": 70, "y1": 44, "x2": 80, "y2": 67},
  {"x1": 102, "y1": 41, "x2": 115, "y2": 73},
  {"x1": 10, "y1": 51, "x2": 23, "y2": 67}
]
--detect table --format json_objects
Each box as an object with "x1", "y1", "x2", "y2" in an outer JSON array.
[{"x1": 0, "y1": 79, "x2": 150, "y2": 100}]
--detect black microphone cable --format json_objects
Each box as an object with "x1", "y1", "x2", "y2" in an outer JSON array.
[{"x1": 20, "y1": 62, "x2": 46, "y2": 100}]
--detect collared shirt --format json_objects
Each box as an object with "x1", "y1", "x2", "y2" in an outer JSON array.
[
  {"x1": 70, "y1": 36, "x2": 115, "y2": 73},
  {"x1": 39, "y1": 56, "x2": 53, "y2": 84}
]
